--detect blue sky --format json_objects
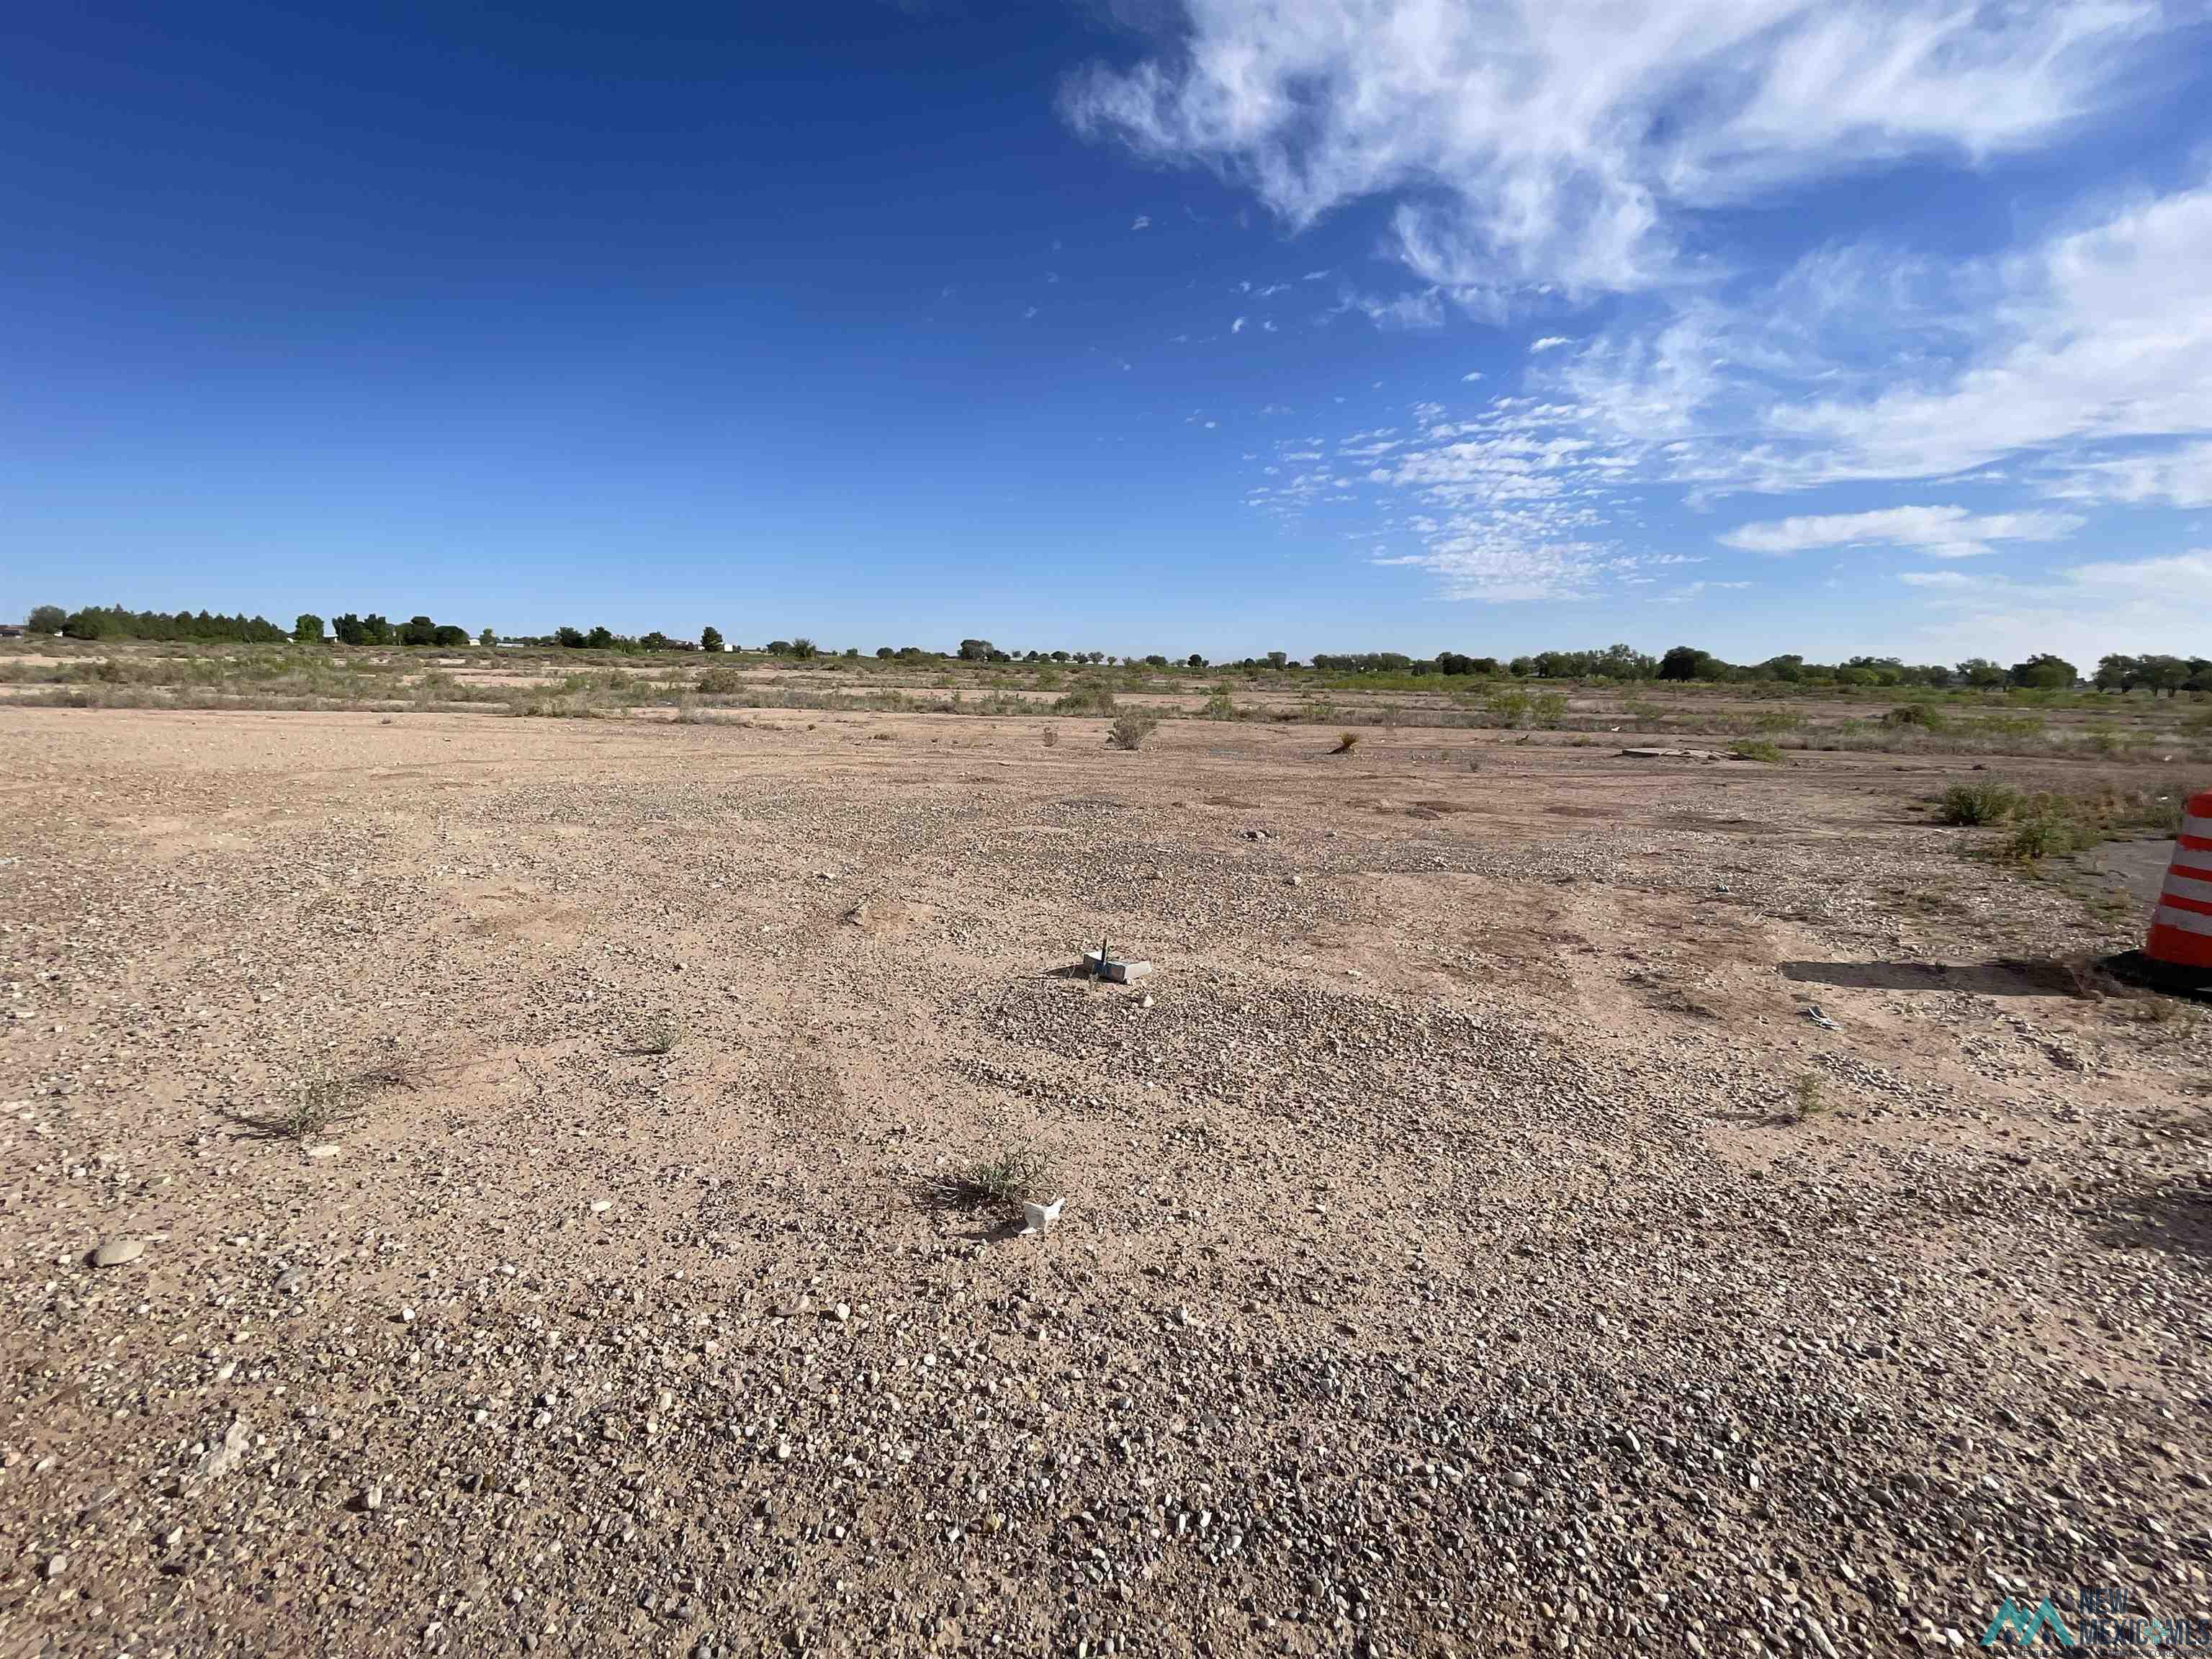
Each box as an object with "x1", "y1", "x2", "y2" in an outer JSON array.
[{"x1": 5, "y1": 1, "x2": 2211, "y2": 664}]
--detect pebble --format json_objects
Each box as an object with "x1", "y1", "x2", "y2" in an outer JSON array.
[{"x1": 90, "y1": 1238, "x2": 145, "y2": 1268}]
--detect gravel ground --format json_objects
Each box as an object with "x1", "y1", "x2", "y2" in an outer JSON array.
[{"x1": 1, "y1": 709, "x2": 2207, "y2": 1659}]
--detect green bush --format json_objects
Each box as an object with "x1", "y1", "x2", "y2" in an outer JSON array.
[
  {"x1": 1936, "y1": 781, "x2": 2018, "y2": 824},
  {"x1": 1733, "y1": 740, "x2": 1786, "y2": 763}
]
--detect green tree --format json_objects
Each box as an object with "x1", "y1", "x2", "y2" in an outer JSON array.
[
  {"x1": 2008, "y1": 653, "x2": 2077, "y2": 690},
  {"x1": 958, "y1": 638, "x2": 994, "y2": 661},
  {"x1": 62, "y1": 608, "x2": 107, "y2": 639},
  {"x1": 1657, "y1": 645, "x2": 1709, "y2": 682},
  {"x1": 293, "y1": 613, "x2": 325, "y2": 644},
  {"x1": 26, "y1": 604, "x2": 66, "y2": 634},
  {"x1": 700, "y1": 626, "x2": 723, "y2": 654},
  {"x1": 875, "y1": 645, "x2": 894, "y2": 658},
  {"x1": 789, "y1": 637, "x2": 818, "y2": 660},
  {"x1": 555, "y1": 626, "x2": 586, "y2": 647},
  {"x1": 397, "y1": 615, "x2": 437, "y2": 647},
  {"x1": 2139, "y1": 654, "x2": 2190, "y2": 696},
  {"x1": 360, "y1": 614, "x2": 393, "y2": 645},
  {"x1": 2093, "y1": 653, "x2": 2139, "y2": 692},
  {"x1": 1187, "y1": 652, "x2": 1206, "y2": 668},
  {"x1": 477, "y1": 627, "x2": 495, "y2": 647},
  {"x1": 1956, "y1": 657, "x2": 2007, "y2": 689}
]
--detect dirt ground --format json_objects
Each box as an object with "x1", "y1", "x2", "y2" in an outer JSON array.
[{"x1": 2, "y1": 708, "x2": 2207, "y2": 1659}]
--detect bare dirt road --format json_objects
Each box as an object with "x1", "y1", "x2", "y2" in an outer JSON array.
[{"x1": 2, "y1": 709, "x2": 2206, "y2": 1658}]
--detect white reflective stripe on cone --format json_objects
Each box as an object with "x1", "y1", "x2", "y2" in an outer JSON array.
[
  {"x1": 2184, "y1": 812, "x2": 2212, "y2": 841},
  {"x1": 2164, "y1": 871, "x2": 2212, "y2": 905},
  {"x1": 2153, "y1": 904, "x2": 2212, "y2": 937}
]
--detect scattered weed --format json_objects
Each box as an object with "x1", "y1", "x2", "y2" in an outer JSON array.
[
  {"x1": 275, "y1": 1066, "x2": 354, "y2": 1141},
  {"x1": 1732, "y1": 740, "x2": 1786, "y2": 764},
  {"x1": 627, "y1": 1015, "x2": 683, "y2": 1056},
  {"x1": 1791, "y1": 1073, "x2": 1830, "y2": 1120},
  {"x1": 1331, "y1": 731, "x2": 1359, "y2": 754},
  {"x1": 929, "y1": 1139, "x2": 1058, "y2": 1217}
]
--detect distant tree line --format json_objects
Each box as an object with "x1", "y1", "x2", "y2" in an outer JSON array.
[
  {"x1": 19, "y1": 607, "x2": 2205, "y2": 692},
  {"x1": 26, "y1": 603, "x2": 291, "y2": 643},
  {"x1": 21, "y1": 604, "x2": 490, "y2": 648}
]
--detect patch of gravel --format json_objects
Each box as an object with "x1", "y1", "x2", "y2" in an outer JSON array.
[{"x1": 1, "y1": 711, "x2": 2206, "y2": 1658}]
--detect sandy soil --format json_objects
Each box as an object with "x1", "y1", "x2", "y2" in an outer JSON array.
[{"x1": 1, "y1": 708, "x2": 2206, "y2": 1658}]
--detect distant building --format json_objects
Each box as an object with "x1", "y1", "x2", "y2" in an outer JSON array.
[{"x1": 0, "y1": 624, "x2": 24, "y2": 639}]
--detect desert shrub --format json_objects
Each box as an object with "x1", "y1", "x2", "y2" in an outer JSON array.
[
  {"x1": 1882, "y1": 703, "x2": 1946, "y2": 730},
  {"x1": 1200, "y1": 685, "x2": 1238, "y2": 720},
  {"x1": 1107, "y1": 712, "x2": 1159, "y2": 750},
  {"x1": 697, "y1": 667, "x2": 745, "y2": 695},
  {"x1": 1487, "y1": 688, "x2": 1532, "y2": 727},
  {"x1": 1054, "y1": 682, "x2": 1118, "y2": 716},
  {"x1": 2002, "y1": 811, "x2": 2082, "y2": 863},
  {"x1": 1733, "y1": 740, "x2": 1786, "y2": 763},
  {"x1": 1331, "y1": 731, "x2": 1359, "y2": 754},
  {"x1": 1936, "y1": 780, "x2": 2018, "y2": 824},
  {"x1": 1532, "y1": 691, "x2": 1568, "y2": 728}
]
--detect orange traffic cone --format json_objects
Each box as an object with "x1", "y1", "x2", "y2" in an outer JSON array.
[{"x1": 2144, "y1": 788, "x2": 2212, "y2": 975}]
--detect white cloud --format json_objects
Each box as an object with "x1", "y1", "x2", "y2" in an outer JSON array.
[
  {"x1": 1062, "y1": 0, "x2": 2167, "y2": 297},
  {"x1": 1461, "y1": 370, "x2": 1485, "y2": 382},
  {"x1": 1718, "y1": 505, "x2": 2084, "y2": 559},
  {"x1": 1023, "y1": 305, "x2": 1038, "y2": 319},
  {"x1": 1655, "y1": 579, "x2": 1753, "y2": 603},
  {"x1": 1898, "y1": 570, "x2": 1975, "y2": 587},
  {"x1": 1231, "y1": 315, "x2": 1247, "y2": 333},
  {"x1": 1339, "y1": 288, "x2": 1444, "y2": 330},
  {"x1": 2044, "y1": 439, "x2": 2212, "y2": 508},
  {"x1": 1130, "y1": 213, "x2": 1151, "y2": 230},
  {"x1": 1528, "y1": 336, "x2": 1571, "y2": 354},
  {"x1": 1758, "y1": 184, "x2": 2212, "y2": 484},
  {"x1": 1901, "y1": 552, "x2": 2212, "y2": 664}
]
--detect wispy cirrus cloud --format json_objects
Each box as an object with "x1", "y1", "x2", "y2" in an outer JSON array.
[
  {"x1": 1061, "y1": 0, "x2": 2170, "y2": 299},
  {"x1": 1718, "y1": 505, "x2": 2084, "y2": 559}
]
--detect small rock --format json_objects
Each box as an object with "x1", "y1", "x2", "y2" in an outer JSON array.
[
  {"x1": 590, "y1": 1200, "x2": 612, "y2": 1214},
  {"x1": 90, "y1": 1237, "x2": 145, "y2": 1268},
  {"x1": 45, "y1": 1553, "x2": 66, "y2": 1580},
  {"x1": 304, "y1": 1143, "x2": 343, "y2": 1159}
]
